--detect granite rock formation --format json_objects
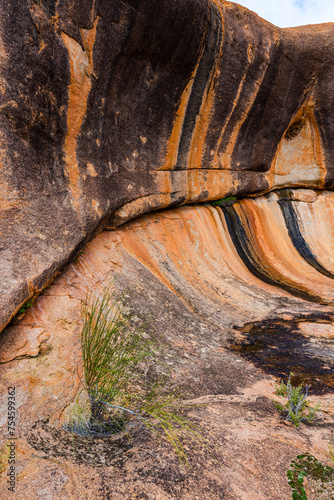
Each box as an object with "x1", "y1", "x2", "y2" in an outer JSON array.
[
  {"x1": 1, "y1": 0, "x2": 334, "y2": 329},
  {"x1": 1, "y1": 1, "x2": 334, "y2": 497},
  {"x1": 0, "y1": 199, "x2": 334, "y2": 498}
]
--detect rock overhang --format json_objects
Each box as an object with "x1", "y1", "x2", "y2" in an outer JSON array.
[{"x1": 0, "y1": 0, "x2": 334, "y2": 331}]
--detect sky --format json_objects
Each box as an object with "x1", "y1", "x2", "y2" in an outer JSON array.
[{"x1": 233, "y1": 0, "x2": 334, "y2": 27}]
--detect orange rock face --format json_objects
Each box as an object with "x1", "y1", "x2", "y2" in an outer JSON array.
[
  {"x1": 1, "y1": 194, "x2": 334, "y2": 498},
  {"x1": 0, "y1": 0, "x2": 334, "y2": 328},
  {"x1": 1, "y1": 1, "x2": 334, "y2": 496}
]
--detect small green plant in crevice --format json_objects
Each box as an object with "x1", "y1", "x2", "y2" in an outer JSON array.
[
  {"x1": 272, "y1": 373, "x2": 320, "y2": 427},
  {"x1": 12, "y1": 296, "x2": 36, "y2": 322},
  {"x1": 74, "y1": 249, "x2": 86, "y2": 264},
  {"x1": 210, "y1": 196, "x2": 238, "y2": 207},
  {"x1": 13, "y1": 281, "x2": 52, "y2": 321},
  {"x1": 287, "y1": 453, "x2": 334, "y2": 500},
  {"x1": 63, "y1": 284, "x2": 215, "y2": 466},
  {"x1": 16, "y1": 297, "x2": 35, "y2": 316}
]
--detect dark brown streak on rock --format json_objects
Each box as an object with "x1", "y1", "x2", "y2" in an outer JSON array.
[
  {"x1": 221, "y1": 204, "x2": 325, "y2": 303},
  {"x1": 175, "y1": 3, "x2": 222, "y2": 172},
  {"x1": 278, "y1": 197, "x2": 334, "y2": 280}
]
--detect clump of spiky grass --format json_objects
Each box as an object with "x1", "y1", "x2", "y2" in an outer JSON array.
[
  {"x1": 64, "y1": 284, "x2": 214, "y2": 465},
  {"x1": 64, "y1": 389, "x2": 92, "y2": 436},
  {"x1": 272, "y1": 373, "x2": 320, "y2": 427}
]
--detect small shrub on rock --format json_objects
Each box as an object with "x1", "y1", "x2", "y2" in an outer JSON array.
[
  {"x1": 272, "y1": 373, "x2": 320, "y2": 427},
  {"x1": 287, "y1": 453, "x2": 334, "y2": 499}
]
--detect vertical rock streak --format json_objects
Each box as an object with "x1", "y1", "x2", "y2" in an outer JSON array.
[
  {"x1": 175, "y1": 4, "x2": 223, "y2": 173},
  {"x1": 221, "y1": 203, "x2": 321, "y2": 302},
  {"x1": 221, "y1": 199, "x2": 334, "y2": 304},
  {"x1": 61, "y1": 17, "x2": 98, "y2": 214},
  {"x1": 278, "y1": 199, "x2": 334, "y2": 280}
]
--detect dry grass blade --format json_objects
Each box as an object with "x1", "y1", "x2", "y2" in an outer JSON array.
[{"x1": 64, "y1": 283, "x2": 219, "y2": 465}]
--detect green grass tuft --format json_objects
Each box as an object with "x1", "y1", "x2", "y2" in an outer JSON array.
[
  {"x1": 64, "y1": 283, "x2": 217, "y2": 466},
  {"x1": 287, "y1": 453, "x2": 334, "y2": 499},
  {"x1": 328, "y1": 441, "x2": 334, "y2": 467}
]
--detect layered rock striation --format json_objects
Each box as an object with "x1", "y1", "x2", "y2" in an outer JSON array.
[
  {"x1": 0, "y1": 0, "x2": 334, "y2": 329},
  {"x1": 1, "y1": 2, "x2": 334, "y2": 495},
  {"x1": 1, "y1": 198, "x2": 334, "y2": 497}
]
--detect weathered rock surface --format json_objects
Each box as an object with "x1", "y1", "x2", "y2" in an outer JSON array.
[
  {"x1": 1, "y1": 0, "x2": 334, "y2": 496},
  {"x1": 1, "y1": 0, "x2": 334, "y2": 329},
  {"x1": 0, "y1": 196, "x2": 334, "y2": 499}
]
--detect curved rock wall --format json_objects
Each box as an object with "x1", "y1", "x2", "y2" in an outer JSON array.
[
  {"x1": 1, "y1": 3, "x2": 334, "y2": 493},
  {"x1": 1, "y1": 194, "x2": 333, "y2": 497},
  {"x1": 109, "y1": 193, "x2": 334, "y2": 308},
  {"x1": 0, "y1": 0, "x2": 334, "y2": 329}
]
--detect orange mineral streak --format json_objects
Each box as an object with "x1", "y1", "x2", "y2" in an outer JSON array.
[
  {"x1": 268, "y1": 98, "x2": 326, "y2": 190},
  {"x1": 0, "y1": 34, "x2": 6, "y2": 65},
  {"x1": 161, "y1": 62, "x2": 201, "y2": 171},
  {"x1": 154, "y1": 171, "x2": 173, "y2": 204},
  {"x1": 186, "y1": 31, "x2": 224, "y2": 175},
  {"x1": 161, "y1": 79, "x2": 193, "y2": 171},
  {"x1": 214, "y1": 35, "x2": 280, "y2": 170},
  {"x1": 0, "y1": 18, "x2": 8, "y2": 67},
  {"x1": 291, "y1": 191, "x2": 334, "y2": 274},
  {"x1": 212, "y1": 70, "x2": 248, "y2": 170},
  {"x1": 121, "y1": 205, "x2": 295, "y2": 318},
  {"x1": 236, "y1": 196, "x2": 334, "y2": 303},
  {"x1": 61, "y1": 17, "x2": 98, "y2": 211},
  {"x1": 185, "y1": 5, "x2": 225, "y2": 195},
  {"x1": 185, "y1": 67, "x2": 215, "y2": 172}
]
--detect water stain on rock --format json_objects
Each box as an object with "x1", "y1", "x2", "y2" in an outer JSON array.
[{"x1": 230, "y1": 314, "x2": 334, "y2": 394}]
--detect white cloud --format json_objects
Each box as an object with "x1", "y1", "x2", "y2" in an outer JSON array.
[{"x1": 233, "y1": 0, "x2": 334, "y2": 27}]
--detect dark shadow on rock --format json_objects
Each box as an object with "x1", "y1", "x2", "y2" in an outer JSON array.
[
  {"x1": 230, "y1": 314, "x2": 334, "y2": 395},
  {"x1": 27, "y1": 418, "x2": 134, "y2": 467}
]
